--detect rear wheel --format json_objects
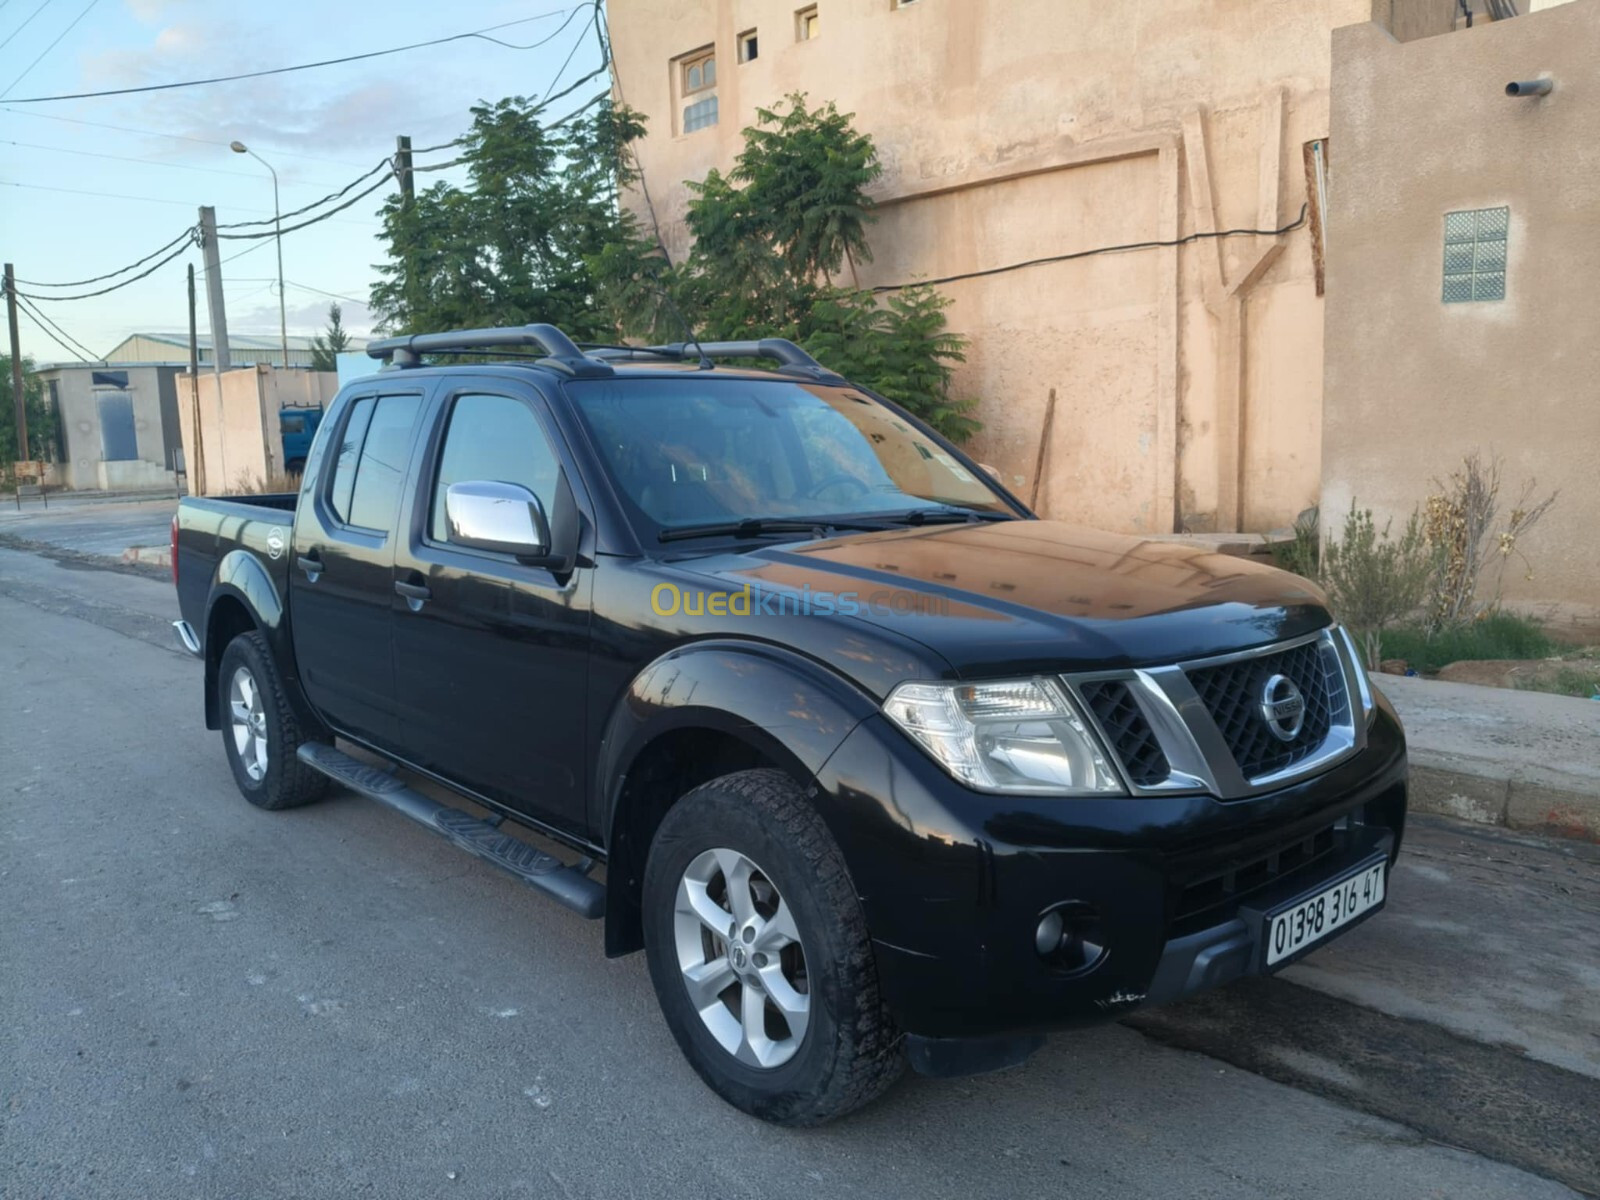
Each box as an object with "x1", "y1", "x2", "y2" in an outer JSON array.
[
  {"x1": 217, "y1": 631, "x2": 328, "y2": 810},
  {"x1": 643, "y1": 769, "x2": 903, "y2": 1125}
]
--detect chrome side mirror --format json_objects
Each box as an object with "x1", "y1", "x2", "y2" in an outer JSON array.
[{"x1": 445, "y1": 480, "x2": 550, "y2": 557}]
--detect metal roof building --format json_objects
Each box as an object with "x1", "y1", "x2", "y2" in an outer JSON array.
[{"x1": 100, "y1": 332, "x2": 370, "y2": 370}]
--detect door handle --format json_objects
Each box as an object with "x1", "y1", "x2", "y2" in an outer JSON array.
[
  {"x1": 296, "y1": 554, "x2": 322, "y2": 578},
  {"x1": 394, "y1": 580, "x2": 432, "y2": 603}
]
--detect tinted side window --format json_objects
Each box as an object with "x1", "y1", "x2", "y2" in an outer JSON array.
[
  {"x1": 327, "y1": 396, "x2": 375, "y2": 523},
  {"x1": 346, "y1": 395, "x2": 422, "y2": 531},
  {"x1": 430, "y1": 393, "x2": 560, "y2": 544}
]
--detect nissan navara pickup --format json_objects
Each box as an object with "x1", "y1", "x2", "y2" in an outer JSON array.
[{"x1": 172, "y1": 324, "x2": 1407, "y2": 1125}]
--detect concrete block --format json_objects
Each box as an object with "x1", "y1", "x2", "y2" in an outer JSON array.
[{"x1": 1408, "y1": 766, "x2": 1508, "y2": 826}]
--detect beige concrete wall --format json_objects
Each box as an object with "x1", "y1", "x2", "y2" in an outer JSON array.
[
  {"x1": 610, "y1": 0, "x2": 1403, "y2": 534},
  {"x1": 40, "y1": 364, "x2": 179, "y2": 491},
  {"x1": 176, "y1": 366, "x2": 339, "y2": 495},
  {"x1": 1324, "y1": 2, "x2": 1600, "y2": 633}
]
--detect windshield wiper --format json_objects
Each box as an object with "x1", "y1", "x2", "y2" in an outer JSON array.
[
  {"x1": 880, "y1": 507, "x2": 1018, "y2": 526},
  {"x1": 658, "y1": 517, "x2": 891, "y2": 543}
]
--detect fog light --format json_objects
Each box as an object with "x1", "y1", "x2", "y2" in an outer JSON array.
[{"x1": 1034, "y1": 902, "x2": 1108, "y2": 975}]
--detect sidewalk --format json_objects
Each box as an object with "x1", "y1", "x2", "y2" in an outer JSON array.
[{"x1": 1382, "y1": 672, "x2": 1600, "y2": 841}]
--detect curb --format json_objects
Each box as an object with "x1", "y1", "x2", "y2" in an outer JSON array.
[
  {"x1": 121, "y1": 544, "x2": 171, "y2": 569},
  {"x1": 1409, "y1": 761, "x2": 1600, "y2": 843}
]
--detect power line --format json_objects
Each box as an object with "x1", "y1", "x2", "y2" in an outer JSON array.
[
  {"x1": 216, "y1": 157, "x2": 392, "y2": 229},
  {"x1": 14, "y1": 291, "x2": 100, "y2": 360},
  {"x1": 0, "y1": 0, "x2": 100, "y2": 100},
  {"x1": 215, "y1": 173, "x2": 393, "y2": 240},
  {"x1": 16, "y1": 224, "x2": 194, "y2": 287},
  {"x1": 869, "y1": 204, "x2": 1312, "y2": 293},
  {"x1": 0, "y1": 137, "x2": 340, "y2": 184},
  {"x1": 15, "y1": 234, "x2": 192, "y2": 301},
  {"x1": 0, "y1": 106, "x2": 372, "y2": 168},
  {"x1": 0, "y1": 177, "x2": 380, "y2": 227},
  {"x1": 5, "y1": 6, "x2": 585, "y2": 103},
  {"x1": 0, "y1": 0, "x2": 53, "y2": 54}
]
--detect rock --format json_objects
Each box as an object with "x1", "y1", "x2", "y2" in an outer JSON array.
[{"x1": 1377, "y1": 659, "x2": 1409, "y2": 676}]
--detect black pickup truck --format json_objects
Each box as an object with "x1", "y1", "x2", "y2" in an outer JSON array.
[{"x1": 173, "y1": 324, "x2": 1407, "y2": 1124}]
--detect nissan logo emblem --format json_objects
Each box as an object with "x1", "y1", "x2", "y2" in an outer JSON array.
[{"x1": 1259, "y1": 674, "x2": 1306, "y2": 742}]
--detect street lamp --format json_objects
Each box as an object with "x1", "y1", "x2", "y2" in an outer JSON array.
[{"x1": 229, "y1": 140, "x2": 289, "y2": 371}]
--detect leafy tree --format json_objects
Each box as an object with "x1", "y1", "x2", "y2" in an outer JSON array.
[
  {"x1": 0, "y1": 354, "x2": 57, "y2": 467},
  {"x1": 371, "y1": 98, "x2": 647, "y2": 343},
  {"x1": 593, "y1": 94, "x2": 979, "y2": 441},
  {"x1": 308, "y1": 303, "x2": 352, "y2": 371}
]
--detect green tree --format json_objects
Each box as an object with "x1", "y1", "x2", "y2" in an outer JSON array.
[
  {"x1": 0, "y1": 354, "x2": 57, "y2": 468},
  {"x1": 593, "y1": 94, "x2": 979, "y2": 442},
  {"x1": 308, "y1": 302, "x2": 351, "y2": 371},
  {"x1": 371, "y1": 98, "x2": 648, "y2": 343}
]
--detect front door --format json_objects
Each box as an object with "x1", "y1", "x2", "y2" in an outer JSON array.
[
  {"x1": 390, "y1": 384, "x2": 592, "y2": 834},
  {"x1": 289, "y1": 388, "x2": 426, "y2": 750}
]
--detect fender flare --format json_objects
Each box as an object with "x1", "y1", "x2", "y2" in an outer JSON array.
[
  {"x1": 594, "y1": 639, "x2": 879, "y2": 954},
  {"x1": 201, "y1": 550, "x2": 307, "y2": 729}
]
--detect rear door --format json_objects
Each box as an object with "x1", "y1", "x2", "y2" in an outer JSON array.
[
  {"x1": 389, "y1": 379, "x2": 593, "y2": 834},
  {"x1": 289, "y1": 386, "x2": 427, "y2": 750}
]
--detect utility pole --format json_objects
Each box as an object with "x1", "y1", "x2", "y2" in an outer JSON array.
[
  {"x1": 198, "y1": 207, "x2": 231, "y2": 485},
  {"x1": 186, "y1": 262, "x2": 206, "y2": 495},
  {"x1": 4, "y1": 263, "x2": 26, "y2": 463},
  {"x1": 395, "y1": 135, "x2": 415, "y2": 206}
]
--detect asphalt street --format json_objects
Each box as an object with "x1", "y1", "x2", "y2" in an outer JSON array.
[{"x1": 2, "y1": 542, "x2": 1595, "y2": 1200}]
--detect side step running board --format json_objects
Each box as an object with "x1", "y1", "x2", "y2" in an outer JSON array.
[{"x1": 296, "y1": 743, "x2": 605, "y2": 919}]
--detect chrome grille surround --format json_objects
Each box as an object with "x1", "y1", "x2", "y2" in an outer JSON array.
[{"x1": 1062, "y1": 628, "x2": 1366, "y2": 801}]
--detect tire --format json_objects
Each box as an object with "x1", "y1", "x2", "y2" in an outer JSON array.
[
  {"x1": 643, "y1": 768, "x2": 903, "y2": 1125},
  {"x1": 217, "y1": 631, "x2": 329, "y2": 811}
]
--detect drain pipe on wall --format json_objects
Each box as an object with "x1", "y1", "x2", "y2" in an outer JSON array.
[{"x1": 1505, "y1": 78, "x2": 1553, "y2": 97}]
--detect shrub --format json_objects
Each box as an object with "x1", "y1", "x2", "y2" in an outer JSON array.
[
  {"x1": 1378, "y1": 612, "x2": 1557, "y2": 673},
  {"x1": 1321, "y1": 502, "x2": 1437, "y2": 670}
]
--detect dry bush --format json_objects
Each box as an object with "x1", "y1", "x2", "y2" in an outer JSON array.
[
  {"x1": 1322, "y1": 502, "x2": 1438, "y2": 670},
  {"x1": 223, "y1": 468, "x2": 301, "y2": 496},
  {"x1": 1422, "y1": 453, "x2": 1557, "y2": 633}
]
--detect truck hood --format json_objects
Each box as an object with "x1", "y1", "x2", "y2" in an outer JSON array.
[{"x1": 675, "y1": 519, "x2": 1331, "y2": 679}]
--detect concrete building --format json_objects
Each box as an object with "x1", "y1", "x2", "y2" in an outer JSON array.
[
  {"x1": 102, "y1": 332, "x2": 369, "y2": 370},
  {"x1": 32, "y1": 363, "x2": 185, "y2": 492},
  {"x1": 1323, "y1": 0, "x2": 1599, "y2": 634},
  {"x1": 608, "y1": 0, "x2": 1511, "y2": 537}
]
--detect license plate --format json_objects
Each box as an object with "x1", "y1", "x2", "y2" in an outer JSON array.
[{"x1": 1265, "y1": 859, "x2": 1386, "y2": 966}]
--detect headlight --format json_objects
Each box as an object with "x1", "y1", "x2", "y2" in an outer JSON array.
[
  {"x1": 1332, "y1": 624, "x2": 1377, "y2": 725},
  {"x1": 882, "y1": 677, "x2": 1124, "y2": 795}
]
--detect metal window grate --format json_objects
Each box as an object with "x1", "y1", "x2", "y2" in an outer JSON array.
[{"x1": 1443, "y1": 207, "x2": 1508, "y2": 303}]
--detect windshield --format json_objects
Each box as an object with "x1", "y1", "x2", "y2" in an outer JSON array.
[{"x1": 566, "y1": 377, "x2": 1013, "y2": 538}]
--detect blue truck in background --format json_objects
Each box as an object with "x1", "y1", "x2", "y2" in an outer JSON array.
[{"x1": 278, "y1": 406, "x2": 324, "y2": 476}]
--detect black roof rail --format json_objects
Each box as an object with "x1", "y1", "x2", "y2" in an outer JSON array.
[
  {"x1": 590, "y1": 337, "x2": 846, "y2": 382},
  {"x1": 366, "y1": 324, "x2": 613, "y2": 377}
]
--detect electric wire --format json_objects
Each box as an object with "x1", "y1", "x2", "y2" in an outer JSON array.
[
  {"x1": 216, "y1": 157, "x2": 392, "y2": 229},
  {"x1": 0, "y1": 0, "x2": 53, "y2": 54},
  {"x1": 15, "y1": 235, "x2": 193, "y2": 301},
  {"x1": 214, "y1": 173, "x2": 393, "y2": 240},
  {"x1": 0, "y1": 0, "x2": 101, "y2": 99},
  {"x1": 3, "y1": 6, "x2": 586, "y2": 103},
  {"x1": 869, "y1": 204, "x2": 1311, "y2": 293},
  {"x1": 0, "y1": 137, "x2": 340, "y2": 183},
  {"x1": 13, "y1": 296, "x2": 93, "y2": 362},
  {"x1": 16, "y1": 224, "x2": 195, "y2": 288},
  {"x1": 14, "y1": 291, "x2": 100, "y2": 360},
  {"x1": 0, "y1": 107, "x2": 372, "y2": 167}
]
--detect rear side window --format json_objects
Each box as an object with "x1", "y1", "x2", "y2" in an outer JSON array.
[
  {"x1": 429, "y1": 393, "x2": 560, "y2": 543},
  {"x1": 280, "y1": 415, "x2": 305, "y2": 434},
  {"x1": 346, "y1": 395, "x2": 423, "y2": 531},
  {"x1": 327, "y1": 397, "x2": 375, "y2": 523}
]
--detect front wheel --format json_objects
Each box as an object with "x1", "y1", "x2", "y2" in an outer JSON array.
[
  {"x1": 217, "y1": 631, "x2": 328, "y2": 810},
  {"x1": 643, "y1": 769, "x2": 903, "y2": 1125}
]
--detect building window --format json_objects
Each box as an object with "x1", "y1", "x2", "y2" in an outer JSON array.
[
  {"x1": 683, "y1": 95, "x2": 719, "y2": 133},
  {"x1": 676, "y1": 47, "x2": 718, "y2": 133},
  {"x1": 738, "y1": 29, "x2": 758, "y2": 62},
  {"x1": 1442, "y1": 206, "x2": 1508, "y2": 303},
  {"x1": 682, "y1": 49, "x2": 715, "y2": 95},
  {"x1": 796, "y1": 5, "x2": 819, "y2": 40},
  {"x1": 893, "y1": 0, "x2": 920, "y2": 8}
]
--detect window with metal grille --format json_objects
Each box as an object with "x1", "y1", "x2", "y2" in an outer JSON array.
[
  {"x1": 683, "y1": 95, "x2": 718, "y2": 133},
  {"x1": 1443, "y1": 207, "x2": 1508, "y2": 303}
]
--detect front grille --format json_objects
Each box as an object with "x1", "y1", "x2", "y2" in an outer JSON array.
[
  {"x1": 1186, "y1": 640, "x2": 1345, "y2": 780},
  {"x1": 1079, "y1": 680, "x2": 1169, "y2": 787},
  {"x1": 1170, "y1": 818, "x2": 1346, "y2": 931}
]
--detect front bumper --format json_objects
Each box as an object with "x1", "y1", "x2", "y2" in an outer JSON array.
[{"x1": 811, "y1": 694, "x2": 1408, "y2": 1040}]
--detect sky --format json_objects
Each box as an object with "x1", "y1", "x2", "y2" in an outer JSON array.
[{"x1": 0, "y1": 0, "x2": 609, "y2": 363}]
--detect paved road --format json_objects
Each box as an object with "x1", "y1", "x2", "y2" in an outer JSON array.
[
  {"x1": 0, "y1": 495, "x2": 178, "y2": 560},
  {"x1": 1, "y1": 545, "x2": 1594, "y2": 1199}
]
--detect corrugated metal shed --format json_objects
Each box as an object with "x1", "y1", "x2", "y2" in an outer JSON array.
[{"x1": 102, "y1": 332, "x2": 370, "y2": 369}]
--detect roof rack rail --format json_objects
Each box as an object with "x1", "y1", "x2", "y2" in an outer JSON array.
[
  {"x1": 590, "y1": 338, "x2": 845, "y2": 382},
  {"x1": 366, "y1": 324, "x2": 613, "y2": 377}
]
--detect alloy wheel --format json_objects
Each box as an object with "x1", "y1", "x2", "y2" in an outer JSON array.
[
  {"x1": 228, "y1": 665, "x2": 269, "y2": 782},
  {"x1": 673, "y1": 847, "x2": 811, "y2": 1069}
]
